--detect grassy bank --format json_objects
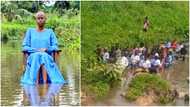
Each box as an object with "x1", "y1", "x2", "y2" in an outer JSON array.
[{"x1": 81, "y1": 1, "x2": 189, "y2": 57}]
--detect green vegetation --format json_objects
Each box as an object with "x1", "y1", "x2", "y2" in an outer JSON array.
[
  {"x1": 81, "y1": 1, "x2": 189, "y2": 101},
  {"x1": 82, "y1": 57, "x2": 122, "y2": 99},
  {"x1": 1, "y1": 1, "x2": 80, "y2": 50},
  {"x1": 82, "y1": 1, "x2": 189, "y2": 57},
  {"x1": 125, "y1": 73, "x2": 172, "y2": 104}
]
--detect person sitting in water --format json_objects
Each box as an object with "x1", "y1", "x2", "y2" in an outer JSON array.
[
  {"x1": 103, "y1": 48, "x2": 110, "y2": 63},
  {"x1": 20, "y1": 11, "x2": 66, "y2": 85},
  {"x1": 165, "y1": 51, "x2": 173, "y2": 69},
  {"x1": 138, "y1": 52, "x2": 145, "y2": 68},
  {"x1": 131, "y1": 51, "x2": 140, "y2": 69},
  {"x1": 142, "y1": 54, "x2": 151, "y2": 72},
  {"x1": 150, "y1": 53, "x2": 161, "y2": 73},
  {"x1": 116, "y1": 53, "x2": 129, "y2": 69},
  {"x1": 165, "y1": 41, "x2": 171, "y2": 49}
]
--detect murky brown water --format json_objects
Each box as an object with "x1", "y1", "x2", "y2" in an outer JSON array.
[
  {"x1": 95, "y1": 55, "x2": 189, "y2": 106},
  {"x1": 0, "y1": 40, "x2": 80, "y2": 106}
]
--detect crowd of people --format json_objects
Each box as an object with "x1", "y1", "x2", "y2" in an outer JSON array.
[{"x1": 95, "y1": 40, "x2": 188, "y2": 74}]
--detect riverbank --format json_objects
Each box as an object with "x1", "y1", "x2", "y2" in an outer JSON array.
[{"x1": 83, "y1": 56, "x2": 189, "y2": 106}]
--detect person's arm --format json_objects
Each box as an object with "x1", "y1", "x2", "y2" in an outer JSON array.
[
  {"x1": 22, "y1": 28, "x2": 37, "y2": 53},
  {"x1": 47, "y1": 29, "x2": 59, "y2": 53}
]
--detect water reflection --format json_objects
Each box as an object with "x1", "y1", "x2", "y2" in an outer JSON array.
[{"x1": 22, "y1": 84, "x2": 64, "y2": 106}]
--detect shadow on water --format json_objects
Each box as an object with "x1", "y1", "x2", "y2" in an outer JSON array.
[{"x1": 1, "y1": 40, "x2": 80, "y2": 106}]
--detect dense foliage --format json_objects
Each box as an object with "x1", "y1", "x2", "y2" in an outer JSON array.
[
  {"x1": 1, "y1": 1, "x2": 80, "y2": 50},
  {"x1": 125, "y1": 73, "x2": 172, "y2": 104},
  {"x1": 81, "y1": 1, "x2": 189, "y2": 57}
]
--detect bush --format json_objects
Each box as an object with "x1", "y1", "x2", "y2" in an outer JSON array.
[
  {"x1": 125, "y1": 73, "x2": 172, "y2": 104},
  {"x1": 87, "y1": 81, "x2": 110, "y2": 99},
  {"x1": 81, "y1": 57, "x2": 123, "y2": 100}
]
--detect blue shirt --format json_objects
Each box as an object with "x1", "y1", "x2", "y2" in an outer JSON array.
[{"x1": 22, "y1": 28, "x2": 58, "y2": 53}]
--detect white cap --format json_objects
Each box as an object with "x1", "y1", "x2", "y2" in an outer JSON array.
[{"x1": 155, "y1": 53, "x2": 159, "y2": 57}]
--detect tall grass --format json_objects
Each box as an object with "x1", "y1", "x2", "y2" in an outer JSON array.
[
  {"x1": 81, "y1": 1, "x2": 189, "y2": 100},
  {"x1": 81, "y1": 1, "x2": 189, "y2": 57}
]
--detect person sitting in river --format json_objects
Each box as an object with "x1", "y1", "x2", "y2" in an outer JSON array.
[
  {"x1": 150, "y1": 53, "x2": 161, "y2": 73},
  {"x1": 142, "y1": 54, "x2": 151, "y2": 72},
  {"x1": 139, "y1": 53, "x2": 145, "y2": 68},
  {"x1": 131, "y1": 50, "x2": 140, "y2": 70},
  {"x1": 165, "y1": 50, "x2": 174, "y2": 69},
  {"x1": 116, "y1": 52, "x2": 129, "y2": 69},
  {"x1": 102, "y1": 48, "x2": 110, "y2": 63},
  {"x1": 20, "y1": 11, "x2": 66, "y2": 85}
]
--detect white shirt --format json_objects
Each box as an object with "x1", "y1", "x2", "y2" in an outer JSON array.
[
  {"x1": 120, "y1": 56, "x2": 129, "y2": 67},
  {"x1": 103, "y1": 52, "x2": 109, "y2": 61},
  {"x1": 131, "y1": 54, "x2": 140, "y2": 64},
  {"x1": 139, "y1": 59, "x2": 144, "y2": 67},
  {"x1": 154, "y1": 59, "x2": 161, "y2": 66},
  {"x1": 143, "y1": 59, "x2": 151, "y2": 68}
]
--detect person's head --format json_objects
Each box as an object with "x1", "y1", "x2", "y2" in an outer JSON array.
[
  {"x1": 135, "y1": 50, "x2": 138, "y2": 55},
  {"x1": 155, "y1": 53, "x2": 159, "y2": 59},
  {"x1": 35, "y1": 11, "x2": 46, "y2": 28}
]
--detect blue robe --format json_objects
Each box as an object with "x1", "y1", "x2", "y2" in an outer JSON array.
[{"x1": 20, "y1": 28, "x2": 66, "y2": 85}]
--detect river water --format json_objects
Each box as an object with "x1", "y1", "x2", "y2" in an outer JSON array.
[
  {"x1": 95, "y1": 49, "x2": 189, "y2": 106},
  {"x1": 0, "y1": 40, "x2": 80, "y2": 106}
]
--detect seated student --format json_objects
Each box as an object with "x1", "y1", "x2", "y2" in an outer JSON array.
[
  {"x1": 131, "y1": 51, "x2": 140, "y2": 69},
  {"x1": 165, "y1": 51, "x2": 173, "y2": 69},
  {"x1": 166, "y1": 41, "x2": 171, "y2": 48},
  {"x1": 103, "y1": 48, "x2": 110, "y2": 63},
  {"x1": 142, "y1": 55, "x2": 151, "y2": 72},
  {"x1": 150, "y1": 53, "x2": 161, "y2": 73},
  {"x1": 139, "y1": 54, "x2": 145, "y2": 68},
  {"x1": 116, "y1": 53, "x2": 129, "y2": 69}
]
